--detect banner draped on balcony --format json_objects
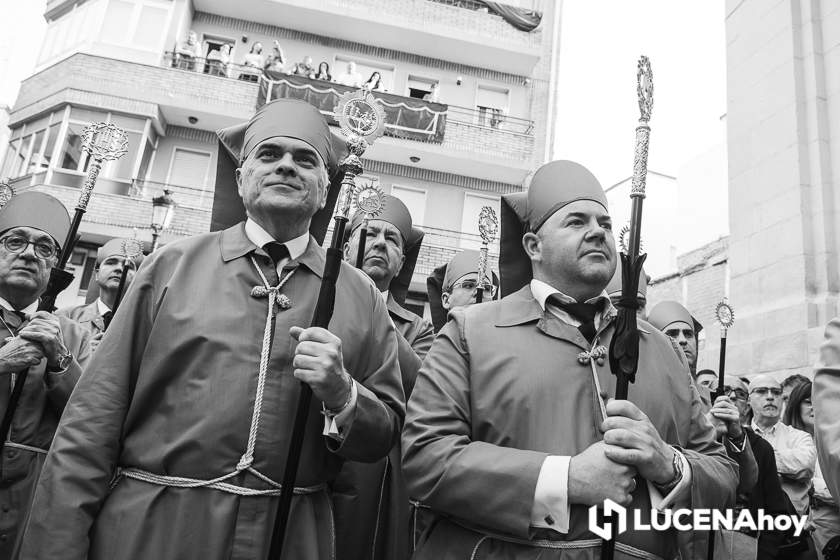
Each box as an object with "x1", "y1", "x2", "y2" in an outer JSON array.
[
  {"x1": 477, "y1": 1, "x2": 542, "y2": 32},
  {"x1": 258, "y1": 74, "x2": 447, "y2": 143}
]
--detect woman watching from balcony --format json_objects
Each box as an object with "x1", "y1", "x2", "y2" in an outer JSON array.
[
  {"x1": 315, "y1": 61, "x2": 332, "y2": 82},
  {"x1": 206, "y1": 44, "x2": 231, "y2": 78},
  {"x1": 362, "y1": 71, "x2": 384, "y2": 92},
  {"x1": 263, "y1": 41, "x2": 288, "y2": 80},
  {"x1": 239, "y1": 42, "x2": 264, "y2": 82}
]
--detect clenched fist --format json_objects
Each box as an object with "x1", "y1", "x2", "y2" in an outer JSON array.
[
  {"x1": 568, "y1": 441, "x2": 638, "y2": 506},
  {"x1": 290, "y1": 326, "x2": 352, "y2": 410}
]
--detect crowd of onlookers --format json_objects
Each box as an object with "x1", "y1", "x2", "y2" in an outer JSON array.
[{"x1": 171, "y1": 30, "x2": 393, "y2": 93}]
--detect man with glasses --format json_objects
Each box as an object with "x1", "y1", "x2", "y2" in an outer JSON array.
[
  {"x1": 335, "y1": 194, "x2": 434, "y2": 560},
  {"x1": 749, "y1": 374, "x2": 816, "y2": 515},
  {"x1": 426, "y1": 250, "x2": 499, "y2": 333},
  {"x1": 0, "y1": 191, "x2": 92, "y2": 558},
  {"x1": 57, "y1": 238, "x2": 144, "y2": 351}
]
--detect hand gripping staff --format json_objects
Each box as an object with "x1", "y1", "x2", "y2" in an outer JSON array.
[
  {"x1": 0, "y1": 123, "x2": 128, "y2": 450},
  {"x1": 269, "y1": 90, "x2": 386, "y2": 559},
  {"x1": 601, "y1": 56, "x2": 653, "y2": 560},
  {"x1": 473, "y1": 206, "x2": 497, "y2": 304},
  {"x1": 707, "y1": 300, "x2": 735, "y2": 560}
]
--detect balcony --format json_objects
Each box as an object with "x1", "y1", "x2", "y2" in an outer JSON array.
[{"x1": 193, "y1": 0, "x2": 543, "y2": 75}]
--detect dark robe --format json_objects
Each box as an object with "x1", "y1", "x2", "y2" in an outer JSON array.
[
  {"x1": 19, "y1": 223, "x2": 405, "y2": 560},
  {"x1": 332, "y1": 294, "x2": 433, "y2": 560},
  {"x1": 0, "y1": 310, "x2": 91, "y2": 559},
  {"x1": 402, "y1": 285, "x2": 738, "y2": 560}
]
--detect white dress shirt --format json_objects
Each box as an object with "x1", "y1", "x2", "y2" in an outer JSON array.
[
  {"x1": 244, "y1": 218, "x2": 358, "y2": 439},
  {"x1": 0, "y1": 297, "x2": 38, "y2": 318},
  {"x1": 751, "y1": 419, "x2": 815, "y2": 513},
  {"x1": 528, "y1": 279, "x2": 692, "y2": 533}
]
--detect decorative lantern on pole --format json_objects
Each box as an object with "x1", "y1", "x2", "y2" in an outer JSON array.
[{"x1": 150, "y1": 189, "x2": 176, "y2": 251}]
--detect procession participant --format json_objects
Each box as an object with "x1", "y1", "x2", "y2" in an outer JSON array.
[
  {"x1": 20, "y1": 99, "x2": 405, "y2": 560},
  {"x1": 0, "y1": 191, "x2": 91, "y2": 559},
  {"x1": 426, "y1": 249, "x2": 499, "y2": 333},
  {"x1": 57, "y1": 238, "x2": 144, "y2": 351},
  {"x1": 402, "y1": 160, "x2": 737, "y2": 560},
  {"x1": 814, "y1": 318, "x2": 840, "y2": 524},
  {"x1": 695, "y1": 369, "x2": 718, "y2": 391},
  {"x1": 748, "y1": 374, "x2": 815, "y2": 515},
  {"x1": 605, "y1": 257, "x2": 649, "y2": 318},
  {"x1": 332, "y1": 194, "x2": 433, "y2": 560},
  {"x1": 648, "y1": 300, "x2": 703, "y2": 376}
]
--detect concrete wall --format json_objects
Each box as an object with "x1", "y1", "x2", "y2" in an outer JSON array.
[{"x1": 725, "y1": 0, "x2": 840, "y2": 380}]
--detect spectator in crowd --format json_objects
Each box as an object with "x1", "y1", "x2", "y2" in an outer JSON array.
[
  {"x1": 749, "y1": 374, "x2": 816, "y2": 515},
  {"x1": 696, "y1": 369, "x2": 718, "y2": 391},
  {"x1": 314, "y1": 61, "x2": 332, "y2": 81},
  {"x1": 292, "y1": 55, "x2": 316, "y2": 79},
  {"x1": 174, "y1": 30, "x2": 201, "y2": 71},
  {"x1": 781, "y1": 373, "x2": 810, "y2": 415},
  {"x1": 362, "y1": 71, "x2": 384, "y2": 92},
  {"x1": 335, "y1": 61, "x2": 364, "y2": 87},
  {"x1": 238, "y1": 42, "x2": 264, "y2": 82},
  {"x1": 263, "y1": 40, "x2": 287, "y2": 79},
  {"x1": 423, "y1": 83, "x2": 440, "y2": 103},
  {"x1": 783, "y1": 381, "x2": 840, "y2": 554},
  {"x1": 648, "y1": 300, "x2": 703, "y2": 376},
  {"x1": 206, "y1": 44, "x2": 231, "y2": 78}
]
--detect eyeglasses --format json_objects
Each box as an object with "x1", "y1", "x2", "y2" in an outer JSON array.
[
  {"x1": 723, "y1": 386, "x2": 749, "y2": 401},
  {"x1": 0, "y1": 235, "x2": 58, "y2": 259},
  {"x1": 750, "y1": 387, "x2": 782, "y2": 397},
  {"x1": 451, "y1": 279, "x2": 497, "y2": 298}
]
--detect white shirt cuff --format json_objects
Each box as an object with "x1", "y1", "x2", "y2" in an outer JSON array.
[
  {"x1": 530, "y1": 455, "x2": 571, "y2": 533},
  {"x1": 322, "y1": 379, "x2": 358, "y2": 440},
  {"x1": 648, "y1": 449, "x2": 692, "y2": 511}
]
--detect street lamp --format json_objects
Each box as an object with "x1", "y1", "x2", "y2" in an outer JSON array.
[{"x1": 150, "y1": 189, "x2": 176, "y2": 252}]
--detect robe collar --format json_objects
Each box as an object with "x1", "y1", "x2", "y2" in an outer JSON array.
[
  {"x1": 219, "y1": 222, "x2": 325, "y2": 278},
  {"x1": 386, "y1": 292, "x2": 418, "y2": 324}
]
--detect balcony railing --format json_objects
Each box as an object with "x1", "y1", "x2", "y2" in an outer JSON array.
[{"x1": 131, "y1": 179, "x2": 214, "y2": 211}]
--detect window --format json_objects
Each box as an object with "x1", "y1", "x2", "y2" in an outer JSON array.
[
  {"x1": 38, "y1": 0, "x2": 102, "y2": 65},
  {"x1": 476, "y1": 85, "x2": 509, "y2": 129},
  {"x1": 99, "y1": 0, "x2": 172, "y2": 52},
  {"x1": 460, "y1": 192, "x2": 500, "y2": 249},
  {"x1": 167, "y1": 148, "x2": 211, "y2": 187},
  {"x1": 1, "y1": 112, "x2": 64, "y2": 178},
  {"x1": 391, "y1": 185, "x2": 426, "y2": 226},
  {"x1": 407, "y1": 76, "x2": 438, "y2": 100}
]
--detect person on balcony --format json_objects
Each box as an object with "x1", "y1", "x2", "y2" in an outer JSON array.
[
  {"x1": 0, "y1": 191, "x2": 91, "y2": 559},
  {"x1": 173, "y1": 30, "x2": 201, "y2": 71},
  {"x1": 292, "y1": 55, "x2": 316, "y2": 79},
  {"x1": 335, "y1": 61, "x2": 364, "y2": 88},
  {"x1": 263, "y1": 41, "x2": 288, "y2": 80},
  {"x1": 333, "y1": 195, "x2": 434, "y2": 560},
  {"x1": 57, "y1": 238, "x2": 144, "y2": 351},
  {"x1": 206, "y1": 44, "x2": 231, "y2": 78},
  {"x1": 422, "y1": 83, "x2": 440, "y2": 103},
  {"x1": 314, "y1": 61, "x2": 332, "y2": 82},
  {"x1": 362, "y1": 71, "x2": 384, "y2": 92},
  {"x1": 19, "y1": 99, "x2": 404, "y2": 560},
  {"x1": 238, "y1": 42, "x2": 264, "y2": 82}
]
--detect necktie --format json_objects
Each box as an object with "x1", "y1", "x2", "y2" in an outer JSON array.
[
  {"x1": 263, "y1": 242, "x2": 290, "y2": 266},
  {"x1": 102, "y1": 310, "x2": 114, "y2": 329},
  {"x1": 547, "y1": 295, "x2": 602, "y2": 343}
]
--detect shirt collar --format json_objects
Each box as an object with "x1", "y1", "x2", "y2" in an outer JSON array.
[
  {"x1": 0, "y1": 296, "x2": 38, "y2": 317},
  {"x1": 529, "y1": 279, "x2": 612, "y2": 313},
  {"x1": 244, "y1": 218, "x2": 309, "y2": 261},
  {"x1": 96, "y1": 298, "x2": 111, "y2": 315},
  {"x1": 751, "y1": 420, "x2": 780, "y2": 435},
  {"x1": 380, "y1": 290, "x2": 389, "y2": 302}
]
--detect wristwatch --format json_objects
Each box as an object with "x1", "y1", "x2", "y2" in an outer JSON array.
[
  {"x1": 653, "y1": 447, "x2": 684, "y2": 495},
  {"x1": 47, "y1": 350, "x2": 73, "y2": 372}
]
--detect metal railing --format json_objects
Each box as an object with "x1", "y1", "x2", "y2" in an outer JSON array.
[{"x1": 131, "y1": 179, "x2": 213, "y2": 210}]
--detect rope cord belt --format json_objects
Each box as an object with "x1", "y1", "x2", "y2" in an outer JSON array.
[{"x1": 116, "y1": 258, "x2": 310, "y2": 497}]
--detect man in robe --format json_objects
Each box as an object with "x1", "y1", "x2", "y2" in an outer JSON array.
[
  {"x1": 331, "y1": 195, "x2": 433, "y2": 560},
  {"x1": 57, "y1": 238, "x2": 144, "y2": 351},
  {"x1": 20, "y1": 99, "x2": 405, "y2": 560},
  {"x1": 426, "y1": 249, "x2": 499, "y2": 333},
  {"x1": 648, "y1": 300, "x2": 703, "y2": 376},
  {"x1": 748, "y1": 374, "x2": 815, "y2": 515},
  {"x1": 402, "y1": 160, "x2": 738, "y2": 560},
  {"x1": 0, "y1": 191, "x2": 91, "y2": 559}
]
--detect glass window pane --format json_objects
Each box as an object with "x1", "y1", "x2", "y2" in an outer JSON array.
[
  {"x1": 133, "y1": 5, "x2": 168, "y2": 50},
  {"x1": 106, "y1": 130, "x2": 141, "y2": 180},
  {"x1": 136, "y1": 138, "x2": 155, "y2": 181},
  {"x1": 1, "y1": 137, "x2": 23, "y2": 178},
  {"x1": 39, "y1": 123, "x2": 63, "y2": 169},
  {"x1": 26, "y1": 130, "x2": 46, "y2": 173},
  {"x1": 60, "y1": 122, "x2": 87, "y2": 170},
  {"x1": 100, "y1": 0, "x2": 134, "y2": 45}
]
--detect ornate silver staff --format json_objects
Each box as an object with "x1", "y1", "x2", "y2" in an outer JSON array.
[
  {"x1": 474, "y1": 205, "x2": 498, "y2": 303},
  {"x1": 0, "y1": 182, "x2": 14, "y2": 210},
  {"x1": 603, "y1": 56, "x2": 653, "y2": 560},
  {"x1": 0, "y1": 122, "x2": 128, "y2": 455},
  {"x1": 352, "y1": 179, "x2": 386, "y2": 269},
  {"x1": 270, "y1": 90, "x2": 386, "y2": 559},
  {"x1": 105, "y1": 238, "x2": 145, "y2": 330}
]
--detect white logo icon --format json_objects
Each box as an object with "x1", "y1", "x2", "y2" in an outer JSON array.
[{"x1": 589, "y1": 499, "x2": 628, "y2": 540}]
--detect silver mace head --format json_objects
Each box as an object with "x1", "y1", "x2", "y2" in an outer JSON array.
[{"x1": 82, "y1": 122, "x2": 129, "y2": 162}]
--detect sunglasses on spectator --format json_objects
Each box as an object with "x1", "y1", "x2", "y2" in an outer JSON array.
[
  {"x1": 750, "y1": 387, "x2": 782, "y2": 397},
  {"x1": 723, "y1": 386, "x2": 748, "y2": 401}
]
